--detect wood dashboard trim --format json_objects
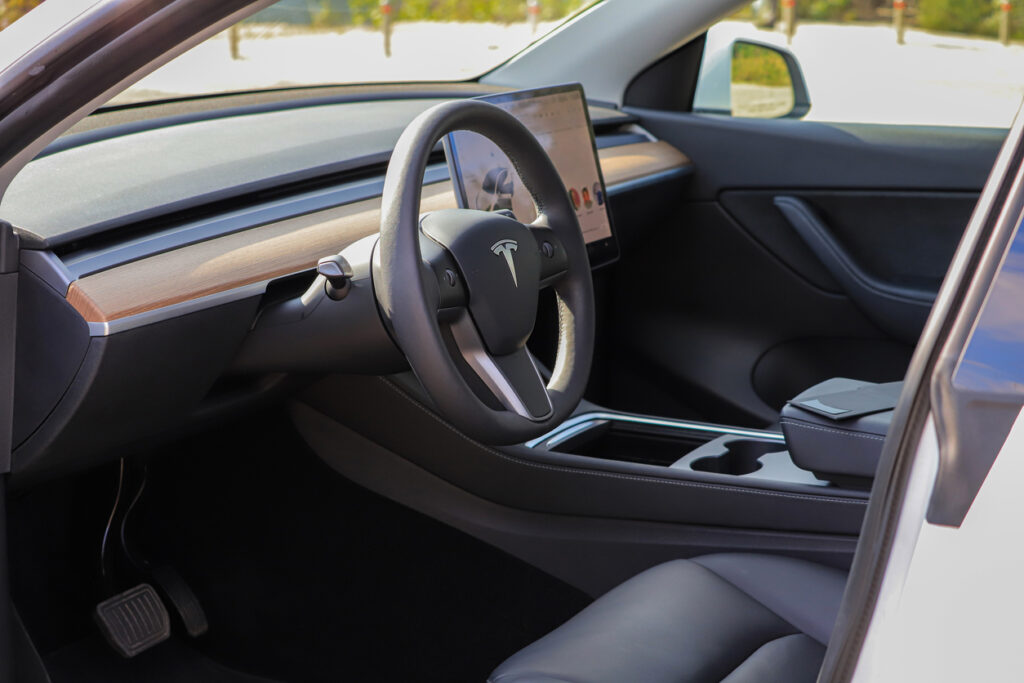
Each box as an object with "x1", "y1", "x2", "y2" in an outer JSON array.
[{"x1": 67, "y1": 140, "x2": 690, "y2": 323}]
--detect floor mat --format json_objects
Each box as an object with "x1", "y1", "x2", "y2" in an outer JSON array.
[
  {"x1": 122, "y1": 409, "x2": 591, "y2": 682},
  {"x1": 45, "y1": 637, "x2": 280, "y2": 683}
]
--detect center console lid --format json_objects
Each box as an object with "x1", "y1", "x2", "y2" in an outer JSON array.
[{"x1": 781, "y1": 378, "x2": 902, "y2": 487}]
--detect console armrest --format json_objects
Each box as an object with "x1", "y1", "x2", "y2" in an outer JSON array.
[{"x1": 780, "y1": 378, "x2": 902, "y2": 487}]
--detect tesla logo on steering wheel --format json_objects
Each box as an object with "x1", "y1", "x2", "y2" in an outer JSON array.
[{"x1": 490, "y1": 239, "x2": 519, "y2": 287}]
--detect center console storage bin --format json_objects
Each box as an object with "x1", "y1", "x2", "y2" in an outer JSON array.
[
  {"x1": 548, "y1": 420, "x2": 711, "y2": 466},
  {"x1": 671, "y1": 435, "x2": 824, "y2": 485},
  {"x1": 539, "y1": 414, "x2": 827, "y2": 487}
]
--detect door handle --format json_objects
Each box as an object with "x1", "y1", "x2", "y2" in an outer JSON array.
[{"x1": 774, "y1": 195, "x2": 933, "y2": 343}]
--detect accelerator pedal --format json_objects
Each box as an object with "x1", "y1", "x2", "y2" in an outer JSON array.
[{"x1": 94, "y1": 584, "x2": 170, "y2": 657}]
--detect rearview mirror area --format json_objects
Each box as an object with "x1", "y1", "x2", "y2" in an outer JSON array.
[{"x1": 693, "y1": 38, "x2": 811, "y2": 119}]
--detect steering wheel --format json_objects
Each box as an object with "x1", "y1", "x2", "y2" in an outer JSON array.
[{"x1": 373, "y1": 99, "x2": 595, "y2": 445}]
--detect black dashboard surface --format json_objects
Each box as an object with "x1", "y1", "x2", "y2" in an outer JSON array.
[{"x1": 1, "y1": 94, "x2": 633, "y2": 250}]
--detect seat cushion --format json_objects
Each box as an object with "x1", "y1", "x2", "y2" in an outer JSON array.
[{"x1": 489, "y1": 553, "x2": 848, "y2": 683}]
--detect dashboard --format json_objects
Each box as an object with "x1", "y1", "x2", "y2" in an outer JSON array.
[{"x1": 1, "y1": 85, "x2": 693, "y2": 482}]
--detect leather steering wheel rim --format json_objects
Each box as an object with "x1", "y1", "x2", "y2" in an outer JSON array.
[{"x1": 373, "y1": 99, "x2": 595, "y2": 445}]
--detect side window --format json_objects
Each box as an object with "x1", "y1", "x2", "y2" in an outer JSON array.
[{"x1": 693, "y1": 7, "x2": 1024, "y2": 127}]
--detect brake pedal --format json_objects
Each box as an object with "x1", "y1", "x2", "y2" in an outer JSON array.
[
  {"x1": 94, "y1": 584, "x2": 170, "y2": 657},
  {"x1": 151, "y1": 566, "x2": 208, "y2": 638}
]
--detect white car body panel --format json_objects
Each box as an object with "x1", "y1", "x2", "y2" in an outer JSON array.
[{"x1": 854, "y1": 408, "x2": 1024, "y2": 681}]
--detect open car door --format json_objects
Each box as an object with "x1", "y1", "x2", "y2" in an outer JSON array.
[{"x1": 821, "y1": 100, "x2": 1024, "y2": 681}]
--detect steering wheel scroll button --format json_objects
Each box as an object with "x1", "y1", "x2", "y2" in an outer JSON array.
[
  {"x1": 531, "y1": 228, "x2": 569, "y2": 284},
  {"x1": 317, "y1": 254, "x2": 353, "y2": 301}
]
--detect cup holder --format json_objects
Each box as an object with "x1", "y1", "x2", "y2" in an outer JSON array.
[{"x1": 689, "y1": 439, "x2": 783, "y2": 476}]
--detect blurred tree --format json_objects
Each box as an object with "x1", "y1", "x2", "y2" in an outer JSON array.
[
  {"x1": 248, "y1": 0, "x2": 353, "y2": 24},
  {"x1": 347, "y1": 0, "x2": 589, "y2": 26},
  {"x1": 978, "y1": 0, "x2": 1024, "y2": 39},
  {"x1": 0, "y1": 0, "x2": 46, "y2": 30},
  {"x1": 850, "y1": 0, "x2": 876, "y2": 19},
  {"x1": 918, "y1": 0, "x2": 990, "y2": 32},
  {"x1": 348, "y1": 0, "x2": 380, "y2": 25},
  {"x1": 798, "y1": 0, "x2": 856, "y2": 21}
]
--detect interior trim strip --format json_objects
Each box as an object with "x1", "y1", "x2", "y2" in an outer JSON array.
[
  {"x1": 526, "y1": 411, "x2": 786, "y2": 448},
  {"x1": 68, "y1": 139, "x2": 691, "y2": 333},
  {"x1": 20, "y1": 249, "x2": 74, "y2": 296},
  {"x1": 450, "y1": 312, "x2": 554, "y2": 422},
  {"x1": 607, "y1": 167, "x2": 691, "y2": 196},
  {"x1": 541, "y1": 419, "x2": 611, "y2": 448},
  {"x1": 86, "y1": 280, "x2": 269, "y2": 336}
]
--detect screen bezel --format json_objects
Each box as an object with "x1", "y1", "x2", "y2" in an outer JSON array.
[{"x1": 443, "y1": 83, "x2": 619, "y2": 268}]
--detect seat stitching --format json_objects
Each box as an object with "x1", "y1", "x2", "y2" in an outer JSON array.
[
  {"x1": 693, "y1": 559, "x2": 832, "y2": 646},
  {"x1": 381, "y1": 378, "x2": 868, "y2": 506},
  {"x1": 686, "y1": 564, "x2": 806, "y2": 680},
  {"x1": 490, "y1": 673, "x2": 579, "y2": 683},
  {"x1": 780, "y1": 418, "x2": 886, "y2": 441}
]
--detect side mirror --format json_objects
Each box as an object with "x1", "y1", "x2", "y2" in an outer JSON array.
[{"x1": 693, "y1": 38, "x2": 811, "y2": 119}]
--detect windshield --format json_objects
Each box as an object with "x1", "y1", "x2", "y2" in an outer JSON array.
[{"x1": 102, "y1": 0, "x2": 597, "y2": 106}]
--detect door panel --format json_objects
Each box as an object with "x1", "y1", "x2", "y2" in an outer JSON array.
[
  {"x1": 719, "y1": 190, "x2": 978, "y2": 295},
  {"x1": 598, "y1": 111, "x2": 1004, "y2": 426},
  {"x1": 772, "y1": 194, "x2": 941, "y2": 343},
  {"x1": 632, "y1": 113, "x2": 1004, "y2": 196},
  {"x1": 605, "y1": 200, "x2": 896, "y2": 425}
]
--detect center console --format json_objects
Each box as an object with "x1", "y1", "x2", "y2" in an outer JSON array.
[
  {"x1": 527, "y1": 411, "x2": 830, "y2": 490},
  {"x1": 527, "y1": 378, "x2": 901, "y2": 493}
]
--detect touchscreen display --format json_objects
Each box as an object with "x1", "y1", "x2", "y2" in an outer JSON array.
[{"x1": 444, "y1": 85, "x2": 616, "y2": 257}]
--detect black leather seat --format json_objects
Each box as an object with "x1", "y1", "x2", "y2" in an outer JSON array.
[{"x1": 489, "y1": 554, "x2": 847, "y2": 683}]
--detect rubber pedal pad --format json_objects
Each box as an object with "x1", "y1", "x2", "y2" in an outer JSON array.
[
  {"x1": 151, "y1": 565, "x2": 209, "y2": 638},
  {"x1": 94, "y1": 584, "x2": 171, "y2": 657}
]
